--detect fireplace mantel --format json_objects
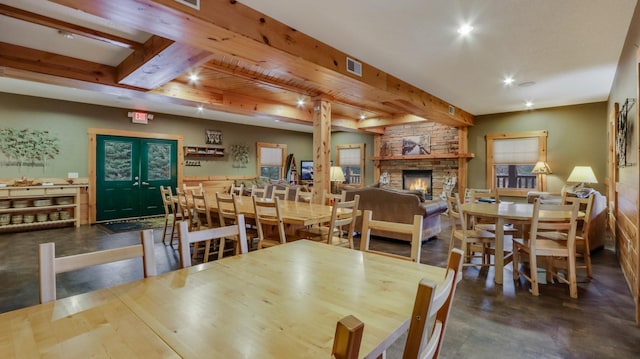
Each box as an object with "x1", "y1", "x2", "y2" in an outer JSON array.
[{"x1": 369, "y1": 153, "x2": 474, "y2": 161}]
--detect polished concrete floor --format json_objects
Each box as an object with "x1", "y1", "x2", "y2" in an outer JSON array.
[{"x1": 1, "y1": 219, "x2": 639, "y2": 358}]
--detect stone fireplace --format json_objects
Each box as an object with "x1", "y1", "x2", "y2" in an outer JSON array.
[{"x1": 403, "y1": 170, "x2": 433, "y2": 199}]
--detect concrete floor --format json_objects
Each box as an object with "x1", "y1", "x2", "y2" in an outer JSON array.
[{"x1": 0, "y1": 219, "x2": 638, "y2": 358}]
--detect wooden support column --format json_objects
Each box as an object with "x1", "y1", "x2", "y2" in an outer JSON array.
[
  {"x1": 312, "y1": 97, "x2": 332, "y2": 203},
  {"x1": 457, "y1": 127, "x2": 469, "y2": 196},
  {"x1": 373, "y1": 135, "x2": 382, "y2": 183}
]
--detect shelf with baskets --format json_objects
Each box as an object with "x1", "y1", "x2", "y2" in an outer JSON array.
[
  {"x1": 184, "y1": 145, "x2": 225, "y2": 158},
  {"x1": 0, "y1": 185, "x2": 81, "y2": 232}
]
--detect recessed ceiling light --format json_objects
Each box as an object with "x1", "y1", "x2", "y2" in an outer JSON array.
[
  {"x1": 503, "y1": 76, "x2": 514, "y2": 86},
  {"x1": 359, "y1": 113, "x2": 366, "y2": 120},
  {"x1": 57, "y1": 30, "x2": 74, "y2": 39},
  {"x1": 197, "y1": 105, "x2": 204, "y2": 112},
  {"x1": 457, "y1": 24, "x2": 474, "y2": 36},
  {"x1": 296, "y1": 99, "x2": 305, "y2": 107},
  {"x1": 525, "y1": 101, "x2": 533, "y2": 108},
  {"x1": 188, "y1": 73, "x2": 199, "y2": 83}
]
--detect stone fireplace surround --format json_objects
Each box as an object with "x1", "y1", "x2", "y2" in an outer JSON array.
[{"x1": 380, "y1": 159, "x2": 457, "y2": 200}]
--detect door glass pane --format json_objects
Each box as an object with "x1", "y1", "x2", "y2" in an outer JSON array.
[
  {"x1": 104, "y1": 141, "x2": 132, "y2": 181},
  {"x1": 147, "y1": 143, "x2": 172, "y2": 180}
]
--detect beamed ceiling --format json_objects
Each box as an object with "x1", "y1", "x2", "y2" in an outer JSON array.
[{"x1": 0, "y1": 0, "x2": 475, "y2": 134}]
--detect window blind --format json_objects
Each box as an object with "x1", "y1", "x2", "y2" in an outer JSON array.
[
  {"x1": 493, "y1": 137, "x2": 539, "y2": 164},
  {"x1": 338, "y1": 148, "x2": 361, "y2": 166},
  {"x1": 260, "y1": 147, "x2": 283, "y2": 166}
]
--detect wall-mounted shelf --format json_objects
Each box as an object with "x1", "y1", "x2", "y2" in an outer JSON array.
[
  {"x1": 369, "y1": 153, "x2": 474, "y2": 161},
  {"x1": 184, "y1": 145, "x2": 225, "y2": 158}
]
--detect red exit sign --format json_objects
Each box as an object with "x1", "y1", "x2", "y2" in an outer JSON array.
[{"x1": 129, "y1": 111, "x2": 154, "y2": 124}]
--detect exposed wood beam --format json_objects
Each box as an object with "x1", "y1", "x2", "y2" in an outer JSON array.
[
  {"x1": 331, "y1": 118, "x2": 385, "y2": 134},
  {"x1": 118, "y1": 36, "x2": 214, "y2": 89},
  {"x1": 0, "y1": 42, "x2": 136, "y2": 89},
  {"x1": 358, "y1": 114, "x2": 429, "y2": 129},
  {"x1": 0, "y1": 3, "x2": 141, "y2": 50},
  {"x1": 50, "y1": 0, "x2": 474, "y2": 127},
  {"x1": 222, "y1": 93, "x2": 312, "y2": 124}
]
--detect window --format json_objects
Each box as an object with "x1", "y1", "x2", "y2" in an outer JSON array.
[
  {"x1": 486, "y1": 131, "x2": 547, "y2": 196},
  {"x1": 336, "y1": 144, "x2": 365, "y2": 187},
  {"x1": 257, "y1": 142, "x2": 286, "y2": 180}
]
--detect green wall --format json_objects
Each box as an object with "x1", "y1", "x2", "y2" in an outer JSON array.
[
  {"x1": 0, "y1": 93, "x2": 314, "y2": 179},
  {"x1": 0, "y1": 92, "x2": 375, "y2": 184},
  {"x1": 468, "y1": 102, "x2": 607, "y2": 194}
]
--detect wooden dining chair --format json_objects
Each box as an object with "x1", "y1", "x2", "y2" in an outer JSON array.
[
  {"x1": 271, "y1": 187, "x2": 290, "y2": 200},
  {"x1": 229, "y1": 183, "x2": 244, "y2": 196},
  {"x1": 512, "y1": 199, "x2": 580, "y2": 298},
  {"x1": 402, "y1": 248, "x2": 464, "y2": 359},
  {"x1": 331, "y1": 315, "x2": 364, "y2": 359},
  {"x1": 175, "y1": 188, "x2": 197, "y2": 232},
  {"x1": 251, "y1": 185, "x2": 268, "y2": 199},
  {"x1": 539, "y1": 193, "x2": 595, "y2": 278},
  {"x1": 322, "y1": 190, "x2": 346, "y2": 205},
  {"x1": 297, "y1": 190, "x2": 313, "y2": 202},
  {"x1": 191, "y1": 189, "x2": 213, "y2": 229},
  {"x1": 360, "y1": 209, "x2": 423, "y2": 262},
  {"x1": 178, "y1": 215, "x2": 248, "y2": 268},
  {"x1": 253, "y1": 196, "x2": 287, "y2": 249},
  {"x1": 445, "y1": 193, "x2": 498, "y2": 267},
  {"x1": 323, "y1": 194, "x2": 360, "y2": 248},
  {"x1": 38, "y1": 229, "x2": 157, "y2": 303},
  {"x1": 217, "y1": 192, "x2": 253, "y2": 254},
  {"x1": 159, "y1": 185, "x2": 182, "y2": 246},
  {"x1": 183, "y1": 182, "x2": 203, "y2": 196}
]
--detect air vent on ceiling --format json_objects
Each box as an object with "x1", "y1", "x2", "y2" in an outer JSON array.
[
  {"x1": 448, "y1": 105, "x2": 455, "y2": 116},
  {"x1": 175, "y1": 0, "x2": 200, "y2": 10},
  {"x1": 346, "y1": 57, "x2": 362, "y2": 77}
]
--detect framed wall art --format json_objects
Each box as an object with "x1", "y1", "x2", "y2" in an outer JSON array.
[
  {"x1": 205, "y1": 129, "x2": 222, "y2": 145},
  {"x1": 617, "y1": 98, "x2": 635, "y2": 167},
  {"x1": 401, "y1": 135, "x2": 430, "y2": 155}
]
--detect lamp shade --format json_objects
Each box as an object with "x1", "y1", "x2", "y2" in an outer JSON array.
[
  {"x1": 567, "y1": 166, "x2": 597, "y2": 184},
  {"x1": 330, "y1": 166, "x2": 346, "y2": 182},
  {"x1": 531, "y1": 161, "x2": 552, "y2": 174}
]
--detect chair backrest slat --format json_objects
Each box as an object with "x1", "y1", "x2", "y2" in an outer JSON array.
[
  {"x1": 178, "y1": 215, "x2": 248, "y2": 268},
  {"x1": 360, "y1": 209, "x2": 423, "y2": 262},
  {"x1": 38, "y1": 229, "x2": 156, "y2": 303}
]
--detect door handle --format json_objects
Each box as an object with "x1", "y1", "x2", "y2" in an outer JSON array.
[
  {"x1": 132, "y1": 181, "x2": 139, "y2": 186},
  {"x1": 141, "y1": 181, "x2": 150, "y2": 186}
]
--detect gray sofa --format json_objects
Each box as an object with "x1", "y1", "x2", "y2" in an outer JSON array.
[{"x1": 344, "y1": 187, "x2": 448, "y2": 242}]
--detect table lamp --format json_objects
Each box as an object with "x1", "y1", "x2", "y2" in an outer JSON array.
[
  {"x1": 330, "y1": 166, "x2": 345, "y2": 193},
  {"x1": 567, "y1": 166, "x2": 597, "y2": 191},
  {"x1": 531, "y1": 161, "x2": 552, "y2": 191}
]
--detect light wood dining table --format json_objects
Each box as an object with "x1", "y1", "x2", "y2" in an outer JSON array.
[
  {"x1": 461, "y1": 202, "x2": 580, "y2": 284},
  {"x1": 205, "y1": 193, "x2": 349, "y2": 226},
  {"x1": 0, "y1": 240, "x2": 445, "y2": 358}
]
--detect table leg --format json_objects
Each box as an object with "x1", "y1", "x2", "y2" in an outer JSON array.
[{"x1": 495, "y1": 217, "x2": 504, "y2": 284}]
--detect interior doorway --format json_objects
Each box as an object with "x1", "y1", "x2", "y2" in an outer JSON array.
[{"x1": 89, "y1": 129, "x2": 183, "y2": 223}]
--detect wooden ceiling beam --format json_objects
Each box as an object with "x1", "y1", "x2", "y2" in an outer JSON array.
[
  {"x1": 118, "y1": 37, "x2": 214, "y2": 89},
  {"x1": 0, "y1": 3, "x2": 141, "y2": 50},
  {"x1": 358, "y1": 114, "x2": 430, "y2": 129},
  {"x1": 50, "y1": 0, "x2": 474, "y2": 127}
]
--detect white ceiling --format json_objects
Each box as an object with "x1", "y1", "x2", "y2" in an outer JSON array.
[{"x1": 0, "y1": 0, "x2": 637, "y2": 132}]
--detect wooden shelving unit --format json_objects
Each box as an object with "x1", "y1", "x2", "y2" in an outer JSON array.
[
  {"x1": 369, "y1": 153, "x2": 474, "y2": 161},
  {"x1": 184, "y1": 145, "x2": 225, "y2": 158},
  {"x1": 0, "y1": 185, "x2": 82, "y2": 232}
]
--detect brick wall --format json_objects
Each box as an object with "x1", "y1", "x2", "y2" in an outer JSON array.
[{"x1": 379, "y1": 122, "x2": 460, "y2": 197}]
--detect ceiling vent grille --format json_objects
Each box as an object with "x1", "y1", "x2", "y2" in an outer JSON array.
[
  {"x1": 346, "y1": 57, "x2": 362, "y2": 77},
  {"x1": 448, "y1": 105, "x2": 455, "y2": 116},
  {"x1": 175, "y1": 0, "x2": 200, "y2": 10}
]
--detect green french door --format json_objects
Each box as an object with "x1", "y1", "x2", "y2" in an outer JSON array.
[{"x1": 96, "y1": 135, "x2": 177, "y2": 222}]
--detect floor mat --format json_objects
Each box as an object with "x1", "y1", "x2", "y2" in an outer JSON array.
[{"x1": 97, "y1": 216, "x2": 166, "y2": 234}]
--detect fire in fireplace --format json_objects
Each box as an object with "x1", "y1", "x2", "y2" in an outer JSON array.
[{"x1": 403, "y1": 170, "x2": 433, "y2": 199}]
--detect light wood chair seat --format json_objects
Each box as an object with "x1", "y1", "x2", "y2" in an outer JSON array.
[
  {"x1": 331, "y1": 315, "x2": 364, "y2": 359},
  {"x1": 178, "y1": 215, "x2": 248, "y2": 268},
  {"x1": 360, "y1": 209, "x2": 423, "y2": 262},
  {"x1": 38, "y1": 230, "x2": 156, "y2": 303}
]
